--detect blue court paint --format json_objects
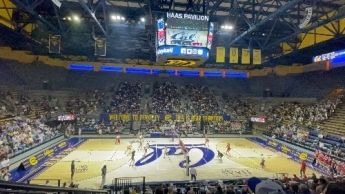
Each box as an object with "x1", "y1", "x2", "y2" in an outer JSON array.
[
  {"x1": 135, "y1": 144, "x2": 215, "y2": 168},
  {"x1": 135, "y1": 148, "x2": 163, "y2": 166}
]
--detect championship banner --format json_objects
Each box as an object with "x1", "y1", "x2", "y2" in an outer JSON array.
[
  {"x1": 241, "y1": 48, "x2": 250, "y2": 64},
  {"x1": 216, "y1": 47, "x2": 225, "y2": 63},
  {"x1": 95, "y1": 38, "x2": 106, "y2": 56},
  {"x1": 253, "y1": 49, "x2": 262, "y2": 65},
  {"x1": 100, "y1": 113, "x2": 230, "y2": 122},
  {"x1": 229, "y1": 47, "x2": 239, "y2": 64},
  {"x1": 49, "y1": 35, "x2": 61, "y2": 53}
]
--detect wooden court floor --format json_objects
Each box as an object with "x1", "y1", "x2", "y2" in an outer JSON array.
[{"x1": 30, "y1": 138, "x2": 320, "y2": 189}]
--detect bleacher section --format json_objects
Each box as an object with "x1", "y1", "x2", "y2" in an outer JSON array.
[
  {"x1": 320, "y1": 105, "x2": 345, "y2": 136},
  {"x1": 0, "y1": 59, "x2": 345, "y2": 98}
]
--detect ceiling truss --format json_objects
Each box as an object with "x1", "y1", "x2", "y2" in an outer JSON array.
[{"x1": 0, "y1": 0, "x2": 344, "y2": 67}]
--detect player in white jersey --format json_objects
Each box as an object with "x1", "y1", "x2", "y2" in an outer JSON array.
[
  {"x1": 164, "y1": 146, "x2": 170, "y2": 160},
  {"x1": 139, "y1": 134, "x2": 143, "y2": 142},
  {"x1": 142, "y1": 143, "x2": 149, "y2": 158},
  {"x1": 172, "y1": 131, "x2": 176, "y2": 141},
  {"x1": 138, "y1": 140, "x2": 143, "y2": 151},
  {"x1": 126, "y1": 144, "x2": 132, "y2": 155}
]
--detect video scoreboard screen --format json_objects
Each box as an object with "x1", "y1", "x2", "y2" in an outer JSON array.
[
  {"x1": 166, "y1": 13, "x2": 209, "y2": 47},
  {"x1": 156, "y1": 13, "x2": 212, "y2": 66}
]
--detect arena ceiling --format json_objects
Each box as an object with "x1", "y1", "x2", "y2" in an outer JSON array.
[{"x1": 0, "y1": 0, "x2": 345, "y2": 68}]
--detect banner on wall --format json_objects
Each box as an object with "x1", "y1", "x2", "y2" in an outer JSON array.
[
  {"x1": 241, "y1": 48, "x2": 250, "y2": 64},
  {"x1": 95, "y1": 38, "x2": 106, "y2": 56},
  {"x1": 216, "y1": 47, "x2": 225, "y2": 63},
  {"x1": 12, "y1": 138, "x2": 87, "y2": 183},
  {"x1": 18, "y1": 141, "x2": 68, "y2": 171},
  {"x1": 229, "y1": 47, "x2": 239, "y2": 63},
  {"x1": 252, "y1": 49, "x2": 262, "y2": 65},
  {"x1": 264, "y1": 139, "x2": 314, "y2": 164},
  {"x1": 49, "y1": 35, "x2": 61, "y2": 53},
  {"x1": 100, "y1": 114, "x2": 231, "y2": 122}
]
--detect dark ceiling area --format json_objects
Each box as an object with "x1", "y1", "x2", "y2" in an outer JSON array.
[{"x1": 1, "y1": 0, "x2": 345, "y2": 67}]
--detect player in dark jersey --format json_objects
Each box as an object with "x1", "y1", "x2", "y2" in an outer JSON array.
[
  {"x1": 129, "y1": 150, "x2": 136, "y2": 166},
  {"x1": 71, "y1": 160, "x2": 75, "y2": 181},
  {"x1": 217, "y1": 150, "x2": 224, "y2": 159}
]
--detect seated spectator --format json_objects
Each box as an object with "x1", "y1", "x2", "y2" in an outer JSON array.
[
  {"x1": 142, "y1": 119, "x2": 197, "y2": 135},
  {"x1": 151, "y1": 82, "x2": 183, "y2": 114},
  {"x1": 0, "y1": 116, "x2": 60, "y2": 158},
  {"x1": 77, "y1": 116, "x2": 125, "y2": 134},
  {"x1": 186, "y1": 84, "x2": 222, "y2": 115},
  {"x1": 204, "y1": 120, "x2": 249, "y2": 134},
  {"x1": 67, "y1": 90, "x2": 105, "y2": 114},
  {"x1": 223, "y1": 94, "x2": 257, "y2": 118},
  {"x1": 108, "y1": 82, "x2": 141, "y2": 114}
]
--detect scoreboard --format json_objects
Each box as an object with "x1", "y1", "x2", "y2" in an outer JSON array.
[{"x1": 156, "y1": 13, "x2": 214, "y2": 66}]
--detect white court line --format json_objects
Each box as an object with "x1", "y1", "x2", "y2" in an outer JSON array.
[
  {"x1": 231, "y1": 149, "x2": 261, "y2": 168},
  {"x1": 190, "y1": 143, "x2": 212, "y2": 169},
  {"x1": 98, "y1": 145, "x2": 118, "y2": 171},
  {"x1": 156, "y1": 143, "x2": 159, "y2": 170}
]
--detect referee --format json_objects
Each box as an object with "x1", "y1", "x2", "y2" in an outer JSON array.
[{"x1": 189, "y1": 167, "x2": 197, "y2": 181}]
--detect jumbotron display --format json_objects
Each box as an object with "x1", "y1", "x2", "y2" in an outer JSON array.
[{"x1": 156, "y1": 13, "x2": 213, "y2": 66}]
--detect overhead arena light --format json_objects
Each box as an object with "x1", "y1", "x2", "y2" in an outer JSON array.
[
  {"x1": 73, "y1": 16, "x2": 79, "y2": 21},
  {"x1": 221, "y1": 25, "x2": 233, "y2": 30},
  {"x1": 111, "y1": 15, "x2": 125, "y2": 21},
  {"x1": 140, "y1": 17, "x2": 145, "y2": 22}
]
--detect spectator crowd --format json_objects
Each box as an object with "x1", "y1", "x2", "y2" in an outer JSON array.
[
  {"x1": 143, "y1": 173, "x2": 345, "y2": 194},
  {"x1": 0, "y1": 115, "x2": 60, "y2": 181},
  {"x1": 108, "y1": 82, "x2": 141, "y2": 114},
  {"x1": 67, "y1": 90, "x2": 106, "y2": 115},
  {"x1": 222, "y1": 95, "x2": 257, "y2": 119},
  {"x1": 151, "y1": 82, "x2": 183, "y2": 114},
  {"x1": 186, "y1": 84, "x2": 223, "y2": 115}
]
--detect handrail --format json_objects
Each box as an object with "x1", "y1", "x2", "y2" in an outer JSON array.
[
  {"x1": 0, "y1": 180, "x2": 109, "y2": 194},
  {"x1": 0, "y1": 188, "x2": 47, "y2": 193}
]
